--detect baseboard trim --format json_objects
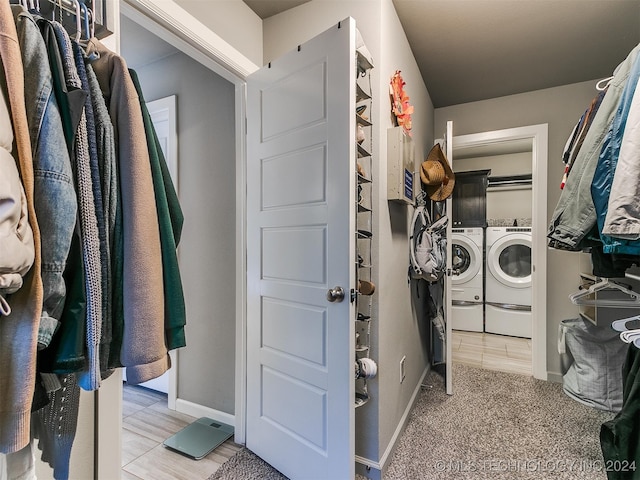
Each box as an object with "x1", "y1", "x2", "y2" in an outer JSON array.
[
  {"x1": 546, "y1": 371, "x2": 563, "y2": 384},
  {"x1": 355, "y1": 366, "x2": 430, "y2": 475},
  {"x1": 175, "y1": 398, "x2": 235, "y2": 426}
]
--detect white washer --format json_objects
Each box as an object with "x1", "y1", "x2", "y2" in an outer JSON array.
[
  {"x1": 451, "y1": 227, "x2": 484, "y2": 332},
  {"x1": 485, "y1": 226, "x2": 532, "y2": 338}
]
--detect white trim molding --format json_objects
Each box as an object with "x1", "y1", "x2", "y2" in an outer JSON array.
[
  {"x1": 453, "y1": 124, "x2": 548, "y2": 380},
  {"x1": 121, "y1": 0, "x2": 259, "y2": 83},
  {"x1": 120, "y1": 0, "x2": 252, "y2": 445},
  {"x1": 355, "y1": 367, "x2": 430, "y2": 480},
  {"x1": 175, "y1": 399, "x2": 235, "y2": 428}
]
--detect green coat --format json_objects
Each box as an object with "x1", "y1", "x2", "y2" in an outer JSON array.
[{"x1": 129, "y1": 69, "x2": 186, "y2": 351}]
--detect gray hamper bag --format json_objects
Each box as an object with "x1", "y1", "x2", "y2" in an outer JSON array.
[{"x1": 558, "y1": 317, "x2": 627, "y2": 412}]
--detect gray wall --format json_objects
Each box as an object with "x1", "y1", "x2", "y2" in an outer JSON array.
[
  {"x1": 174, "y1": 0, "x2": 263, "y2": 66},
  {"x1": 435, "y1": 79, "x2": 599, "y2": 379},
  {"x1": 264, "y1": 0, "x2": 434, "y2": 468},
  {"x1": 129, "y1": 49, "x2": 237, "y2": 414}
]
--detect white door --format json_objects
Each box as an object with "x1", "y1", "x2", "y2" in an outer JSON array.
[
  {"x1": 246, "y1": 18, "x2": 356, "y2": 480},
  {"x1": 445, "y1": 121, "x2": 454, "y2": 395}
]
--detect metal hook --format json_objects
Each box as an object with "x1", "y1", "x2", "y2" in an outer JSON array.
[
  {"x1": 80, "y1": 1, "x2": 90, "y2": 40},
  {"x1": 89, "y1": 0, "x2": 95, "y2": 38}
]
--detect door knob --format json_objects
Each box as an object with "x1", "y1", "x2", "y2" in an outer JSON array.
[{"x1": 326, "y1": 286, "x2": 345, "y2": 303}]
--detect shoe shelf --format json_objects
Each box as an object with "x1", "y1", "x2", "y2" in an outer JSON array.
[
  {"x1": 356, "y1": 83, "x2": 371, "y2": 102},
  {"x1": 354, "y1": 44, "x2": 376, "y2": 409},
  {"x1": 357, "y1": 143, "x2": 371, "y2": 159}
]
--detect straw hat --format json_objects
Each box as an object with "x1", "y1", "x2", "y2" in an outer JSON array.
[{"x1": 420, "y1": 143, "x2": 455, "y2": 201}]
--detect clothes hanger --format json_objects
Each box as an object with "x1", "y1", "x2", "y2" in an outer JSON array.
[
  {"x1": 79, "y1": 1, "x2": 90, "y2": 41},
  {"x1": 596, "y1": 76, "x2": 614, "y2": 91},
  {"x1": 569, "y1": 277, "x2": 640, "y2": 307},
  {"x1": 611, "y1": 315, "x2": 640, "y2": 347},
  {"x1": 66, "y1": 0, "x2": 84, "y2": 42},
  {"x1": 88, "y1": 0, "x2": 95, "y2": 38}
]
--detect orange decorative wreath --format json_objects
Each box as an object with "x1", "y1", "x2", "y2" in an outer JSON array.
[{"x1": 390, "y1": 70, "x2": 414, "y2": 135}]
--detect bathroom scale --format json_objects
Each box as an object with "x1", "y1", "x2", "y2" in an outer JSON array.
[{"x1": 163, "y1": 417, "x2": 234, "y2": 460}]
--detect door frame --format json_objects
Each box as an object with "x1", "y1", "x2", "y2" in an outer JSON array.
[
  {"x1": 120, "y1": 0, "x2": 257, "y2": 444},
  {"x1": 452, "y1": 124, "x2": 548, "y2": 380}
]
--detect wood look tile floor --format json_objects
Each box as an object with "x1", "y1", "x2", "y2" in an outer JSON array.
[
  {"x1": 452, "y1": 330, "x2": 532, "y2": 375},
  {"x1": 121, "y1": 385, "x2": 242, "y2": 480},
  {"x1": 121, "y1": 331, "x2": 529, "y2": 479}
]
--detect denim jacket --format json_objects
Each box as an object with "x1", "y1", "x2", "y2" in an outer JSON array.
[{"x1": 12, "y1": 6, "x2": 75, "y2": 347}]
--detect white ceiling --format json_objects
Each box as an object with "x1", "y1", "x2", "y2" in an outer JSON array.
[{"x1": 244, "y1": 0, "x2": 640, "y2": 107}]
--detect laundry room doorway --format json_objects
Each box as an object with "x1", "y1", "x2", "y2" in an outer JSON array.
[{"x1": 451, "y1": 124, "x2": 548, "y2": 381}]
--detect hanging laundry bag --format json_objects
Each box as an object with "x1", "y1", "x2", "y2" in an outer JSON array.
[{"x1": 558, "y1": 317, "x2": 627, "y2": 412}]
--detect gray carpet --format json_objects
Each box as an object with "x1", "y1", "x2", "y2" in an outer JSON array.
[
  {"x1": 208, "y1": 364, "x2": 615, "y2": 480},
  {"x1": 385, "y1": 363, "x2": 615, "y2": 479},
  {"x1": 207, "y1": 448, "x2": 288, "y2": 480}
]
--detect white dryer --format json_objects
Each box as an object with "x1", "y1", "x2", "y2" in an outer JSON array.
[
  {"x1": 451, "y1": 227, "x2": 484, "y2": 332},
  {"x1": 485, "y1": 226, "x2": 532, "y2": 338}
]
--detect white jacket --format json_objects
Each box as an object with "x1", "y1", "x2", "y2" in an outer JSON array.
[{"x1": 0, "y1": 78, "x2": 34, "y2": 314}]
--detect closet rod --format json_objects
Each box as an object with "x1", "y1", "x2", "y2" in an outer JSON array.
[
  {"x1": 487, "y1": 174, "x2": 532, "y2": 187},
  {"x1": 625, "y1": 273, "x2": 640, "y2": 283},
  {"x1": 38, "y1": 0, "x2": 111, "y2": 39},
  {"x1": 44, "y1": 0, "x2": 89, "y2": 17}
]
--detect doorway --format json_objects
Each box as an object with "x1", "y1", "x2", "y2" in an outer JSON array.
[
  {"x1": 452, "y1": 124, "x2": 548, "y2": 380},
  {"x1": 117, "y1": 11, "x2": 241, "y2": 477}
]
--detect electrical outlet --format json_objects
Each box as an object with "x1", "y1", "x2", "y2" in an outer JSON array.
[{"x1": 400, "y1": 356, "x2": 406, "y2": 383}]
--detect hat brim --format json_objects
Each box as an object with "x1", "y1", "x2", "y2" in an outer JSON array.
[{"x1": 423, "y1": 143, "x2": 455, "y2": 201}]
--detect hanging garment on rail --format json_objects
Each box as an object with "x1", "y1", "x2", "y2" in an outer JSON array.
[
  {"x1": 600, "y1": 343, "x2": 640, "y2": 480},
  {"x1": 600, "y1": 67, "x2": 640, "y2": 248},
  {"x1": 83, "y1": 54, "x2": 118, "y2": 376},
  {"x1": 0, "y1": 0, "x2": 43, "y2": 456},
  {"x1": 548, "y1": 42, "x2": 640, "y2": 251},
  {"x1": 0, "y1": 0, "x2": 43, "y2": 455},
  {"x1": 560, "y1": 89, "x2": 606, "y2": 189},
  {"x1": 1, "y1": 6, "x2": 186, "y2": 471},
  {"x1": 129, "y1": 68, "x2": 186, "y2": 351},
  {"x1": 0, "y1": 47, "x2": 34, "y2": 309},
  {"x1": 53, "y1": 20, "x2": 104, "y2": 392},
  {"x1": 13, "y1": 6, "x2": 77, "y2": 354},
  {"x1": 86, "y1": 38, "x2": 170, "y2": 385}
]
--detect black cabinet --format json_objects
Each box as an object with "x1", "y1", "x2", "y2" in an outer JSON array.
[{"x1": 452, "y1": 170, "x2": 490, "y2": 227}]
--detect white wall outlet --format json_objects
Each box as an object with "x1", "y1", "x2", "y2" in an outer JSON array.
[{"x1": 400, "y1": 356, "x2": 406, "y2": 383}]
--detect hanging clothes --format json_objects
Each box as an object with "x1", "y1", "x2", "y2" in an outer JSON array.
[
  {"x1": 0, "y1": 0, "x2": 186, "y2": 470},
  {"x1": 591, "y1": 53, "x2": 640, "y2": 257},
  {"x1": 129, "y1": 68, "x2": 186, "y2": 351},
  {"x1": 547, "y1": 42, "x2": 640, "y2": 251},
  {"x1": 31, "y1": 373, "x2": 80, "y2": 480},
  {"x1": 84, "y1": 54, "x2": 118, "y2": 376},
  {"x1": 600, "y1": 344, "x2": 640, "y2": 480},
  {"x1": 33, "y1": 12, "x2": 89, "y2": 377},
  {"x1": 0, "y1": 0, "x2": 43, "y2": 455},
  {"x1": 85, "y1": 38, "x2": 170, "y2": 385},
  {"x1": 600, "y1": 71, "x2": 640, "y2": 246},
  {"x1": 12, "y1": 4, "x2": 77, "y2": 353},
  {"x1": 560, "y1": 88, "x2": 606, "y2": 189}
]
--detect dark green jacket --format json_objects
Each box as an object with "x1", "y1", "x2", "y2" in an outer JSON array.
[{"x1": 129, "y1": 69, "x2": 186, "y2": 350}]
